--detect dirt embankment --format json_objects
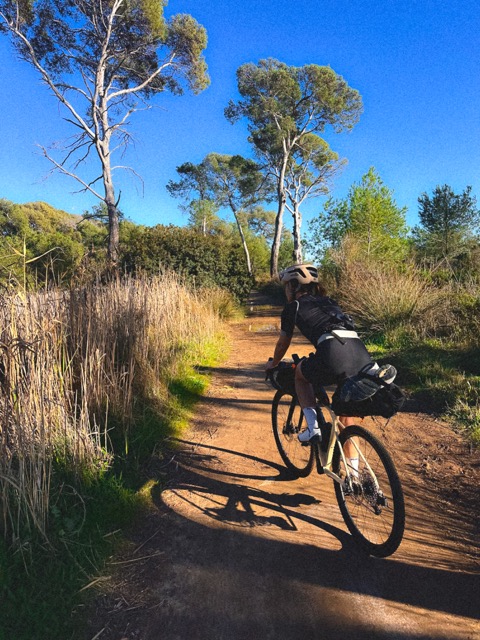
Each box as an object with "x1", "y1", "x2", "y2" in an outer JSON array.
[{"x1": 85, "y1": 299, "x2": 480, "y2": 640}]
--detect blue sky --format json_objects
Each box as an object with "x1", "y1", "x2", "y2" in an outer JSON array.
[{"x1": 0, "y1": 0, "x2": 479, "y2": 232}]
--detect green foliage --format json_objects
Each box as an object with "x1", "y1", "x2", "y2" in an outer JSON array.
[
  {"x1": 227, "y1": 59, "x2": 363, "y2": 139},
  {"x1": 0, "y1": 199, "x2": 97, "y2": 285},
  {"x1": 226, "y1": 58, "x2": 363, "y2": 272},
  {"x1": 0, "y1": 472, "x2": 142, "y2": 640},
  {"x1": 242, "y1": 227, "x2": 270, "y2": 275},
  {"x1": 121, "y1": 225, "x2": 253, "y2": 300},
  {"x1": 308, "y1": 168, "x2": 409, "y2": 264},
  {"x1": 418, "y1": 184, "x2": 478, "y2": 239},
  {"x1": 204, "y1": 153, "x2": 266, "y2": 209},
  {"x1": 167, "y1": 153, "x2": 267, "y2": 275},
  {"x1": 446, "y1": 285, "x2": 480, "y2": 345},
  {"x1": 139, "y1": 0, "x2": 168, "y2": 39},
  {"x1": 447, "y1": 393, "x2": 480, "y2": 446},
  {"x1": 188, "y1": 199, "x2": 221, "y2": 234},
  {"x1": 167, "y1": 14, "x2": 210, "y2": 93},
  {"x1": 412, "y1": 184, "x2": 479, "y2": 267},
  {"x1": 376, "y1": 338, "x2": 480, "y2": 444},
  {"x1": 242, "y1": 205, "x2": 277, "y2": 239},
  {"x1": 278, "y1": 234, "x2": 295, "y2": 270}
]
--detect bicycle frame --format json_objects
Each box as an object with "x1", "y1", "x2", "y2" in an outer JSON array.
[
  {"x1": 314, "y1": 405, "x2": 381, "y2": 494},
  {"x1": 270, "y1": 374, "x2": 406, "y2": 556}
]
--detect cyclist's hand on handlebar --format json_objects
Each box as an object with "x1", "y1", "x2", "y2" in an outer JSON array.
[{"x1": 265, "y1": 358, "x2": 276, "y2": 372}]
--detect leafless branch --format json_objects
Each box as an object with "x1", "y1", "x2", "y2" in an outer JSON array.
[
  {"x1": 39, "y1": 146, "x2": 103, "y2": 200},
  {"x1": 108, "y1": 54, "x2": 176, "y2": 101}
]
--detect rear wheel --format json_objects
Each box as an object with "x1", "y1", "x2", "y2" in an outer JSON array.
[
  {"x1": 272, "y1": 390, "x2": 314, "y2": 477},
  {"x1": 333, "y1": 425, "x2": 405, "y2": 557}
]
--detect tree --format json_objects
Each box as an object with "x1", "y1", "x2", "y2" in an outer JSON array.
[
  {"x1": 0, "y1": 199, "x2": 91, "y2": 285},
  {"x1": 415, "y1": 184, "x2": 479, "y2": 261},
  {"x1": 168, "y1": 153, "x2": 265, "y2": 277},
  {"x1": 187, "y1": 199, "x2": 218, "y2": 235},
  {"x1": 0, "y1": 0, "x2": 209, "y2": 265},
  {"x1": 166, "y1": 161, "x2": 220, "y2": 235},
  {"x1": 226, "y1": 58, "x2": 362, "y2": 276},
  {"x1": 284, "y1": 134, "x2": 345, "y2": 262},
  {"x1": 238, "y1": 205, "x2": 294, "y2": 275},
  {"x1": 201, "y1": 153, "x2": 265, "y2": 277},
  {"x1": 307, "y1": 168, "x2": 408, "y2": 263}
]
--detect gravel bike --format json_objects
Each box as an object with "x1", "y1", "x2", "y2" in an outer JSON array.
[{"x1": 268, "y1": 359, "x2": 405, "y2": 558}]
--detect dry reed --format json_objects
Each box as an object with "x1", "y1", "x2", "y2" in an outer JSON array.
[
  {"x1": 331, "y1": 255, "x2": 446, "y2": 339},
  {"x1": 0, "y1": 273, "x2": 221, "y2": 544}
]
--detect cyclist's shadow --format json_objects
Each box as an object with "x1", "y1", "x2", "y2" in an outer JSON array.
[{"x1": 157, "y1": 438, "x2": 357, "y2": 552}]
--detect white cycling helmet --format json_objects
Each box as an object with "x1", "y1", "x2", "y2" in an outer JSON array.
[{"x1": 279, "y1": 263, "x2": 318, "y2": 285}]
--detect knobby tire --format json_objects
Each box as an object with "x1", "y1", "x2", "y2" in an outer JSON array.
[
  {"x1": 272, "y1": 389, "x2": 314, "y2": 477},
  {"x1": 333, "y1": 424, "x2": 405, "y2": 557}
]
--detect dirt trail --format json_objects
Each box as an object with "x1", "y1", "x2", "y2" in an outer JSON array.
[{"x1": 87, "y1": 298, "x2": 480, "y2": 640}]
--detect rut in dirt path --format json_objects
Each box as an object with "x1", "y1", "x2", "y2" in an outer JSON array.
[{"x1": 85, "y1": 301, "x2": 480, "y2": 640}]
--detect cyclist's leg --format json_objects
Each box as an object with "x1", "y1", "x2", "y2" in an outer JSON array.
[
  {"x1": 295, "y1": 361, "x2": 320, "y2": 441},
  {"x1": 295, "y1": 360, "x2": 316, "y2": 408},
  {"x1": 319, "y1": 338, "x2": 372, "y2": 475},
  {"x1": 337, "y1": 415, "x2": 359, "y2": 475}
]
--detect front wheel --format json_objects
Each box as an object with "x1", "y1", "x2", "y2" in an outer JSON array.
[
  {"x1": 272, "y1": 390, "x2": 314, "y2": 477},
  {"x1": 333, "y1": 425, "x2": 405, "y2": 557}
]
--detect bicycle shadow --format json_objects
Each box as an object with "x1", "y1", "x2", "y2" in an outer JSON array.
[{"x1": 150, "y1": 438, "x2": 480, "y2": 625}]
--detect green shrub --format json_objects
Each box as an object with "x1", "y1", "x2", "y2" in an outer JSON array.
[
  {"x1": 449, "y1": 285, "x2": 480, "y2": 345},
  {"x1": 331, "y1": 260, "x2": 444, "y2": 342},
  {"x1": 121, "y1": 225, "x2": 253, "y2": 301}
]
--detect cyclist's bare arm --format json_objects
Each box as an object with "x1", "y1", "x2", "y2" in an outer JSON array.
[{"x1": 266, "y1": 333, "x2": 291, "y2": 369}]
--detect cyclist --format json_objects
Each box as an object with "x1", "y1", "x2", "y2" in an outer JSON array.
[{"x1": 265, "y1": 263, "x2": 375, "y2": 447}]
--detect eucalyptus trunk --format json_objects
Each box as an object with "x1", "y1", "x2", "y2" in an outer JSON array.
[
  {"x1": 291, "y1": 202, "x2": 303, "y2": 264},
  {"x1": 270, "y1": 158, "x2": 289, "y2": 277},
  {"x1": 270, "y1": 195, "x2": 285, "y2": 277},
  {"x1": 229, "y1": 200, "x2": 252, "y2": 277}
]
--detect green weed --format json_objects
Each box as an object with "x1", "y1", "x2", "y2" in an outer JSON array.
[
  {"x1": 370, "y1": 338, "x2": 480, "y2": 445},
  {"x1": 0, "y1": 473, "x2": 142, "y2": 640}
]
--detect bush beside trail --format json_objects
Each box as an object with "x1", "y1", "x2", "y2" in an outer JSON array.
[{"x1": 122, "y1": 225, "x2": 254, "y2": 301}]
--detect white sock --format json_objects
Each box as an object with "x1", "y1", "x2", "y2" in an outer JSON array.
[
  {"x1": 302, "y1": 407, "x2": 319, "y2": 433},
  {"x1": 348, "y1": 457, "x2": 359, "y2": 477}
]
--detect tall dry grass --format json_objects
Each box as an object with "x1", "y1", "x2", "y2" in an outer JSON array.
[
  {"x1": 328, "y1": 241, "x2": 448, "y2": 340},
  {"x1": 0, "y1": 273, "x2": 222, "y2": 544}
]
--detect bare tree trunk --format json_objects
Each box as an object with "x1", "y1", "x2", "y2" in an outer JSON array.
[
  {"x1": 99, "y1": 114, "x2": 120, "y2": 265},
  {"x1": 270, "y1": 194, "x2": 285, "y2": 277},
  {"x1": 234, "y1": 214, "x2": 252, "y2": 278},
  {"x1": 106, "y1": 201, "x2": 120, "y2": 265},
  {"x1": 227, "y1": 198, "x2": 252, "y2": 277},
  {"x1": 104, "y1": 167, "x2": 119, "y2": 265},
  {"x1": 270, "y1": 158, "x2": 289, "y2": 277},
  {"x1": 292, "y1": 202, "x2": 303, "y2": 264}
]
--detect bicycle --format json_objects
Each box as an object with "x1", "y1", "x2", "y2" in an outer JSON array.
[{"x1": 267, "y1": 358, "x2": 405, "y2": 558}]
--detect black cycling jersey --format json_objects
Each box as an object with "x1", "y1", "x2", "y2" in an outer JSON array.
[{"x1": 280, "y1": 295, "x2": 354, "y2": 347}]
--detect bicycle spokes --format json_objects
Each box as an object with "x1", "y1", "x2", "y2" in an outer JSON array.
[
  {"x1": 334, "y1": 425, "x2": 405, "y2": 557},
  {"x1": 272, "y1": 390, "x2": 314, "y2": 477}
]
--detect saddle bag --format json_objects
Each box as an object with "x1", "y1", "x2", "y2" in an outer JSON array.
[{"x1": 331, "y1": 379, "x2": 405, "y2": 419}]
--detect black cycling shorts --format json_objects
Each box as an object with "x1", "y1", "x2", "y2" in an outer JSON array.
[{"x1": 300, "y1": 337, "x2": 372, "y2": 386}]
